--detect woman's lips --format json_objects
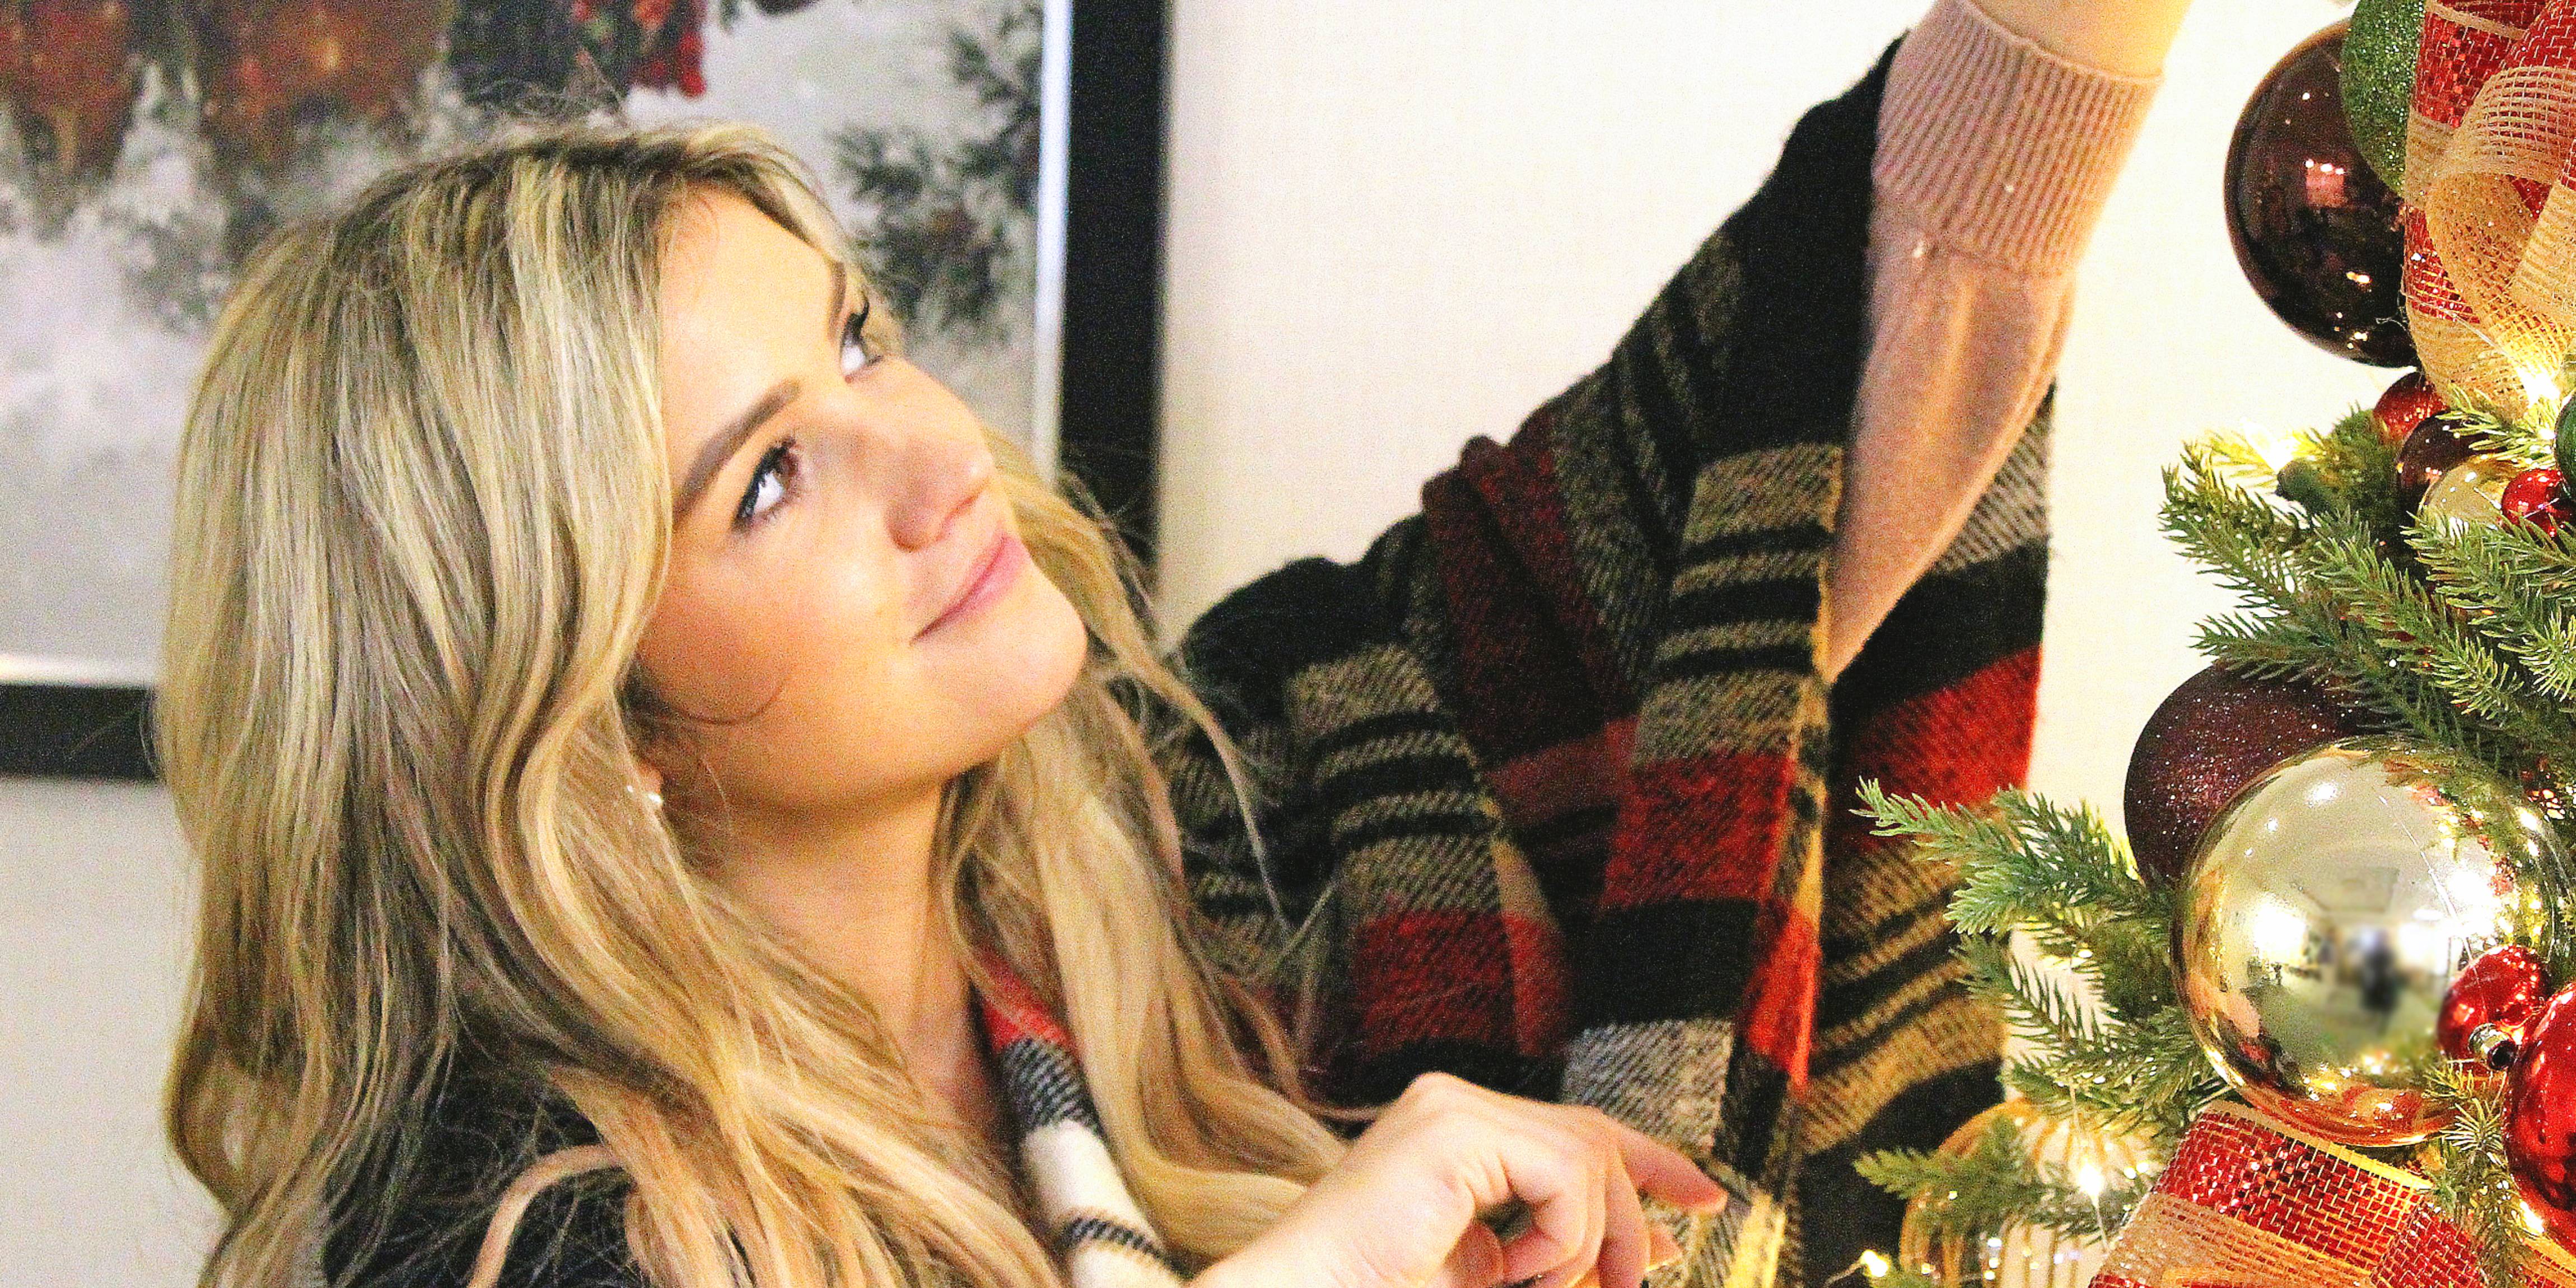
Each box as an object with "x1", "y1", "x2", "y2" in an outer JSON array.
[{"x1": 921, "y1": 528, "x2": 1024, "y2": 637}]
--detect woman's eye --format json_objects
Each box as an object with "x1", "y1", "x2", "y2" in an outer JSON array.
[
  {"x1": 736, "y1": 440, "x2": 797, "y2": 528},
  {"x1": 840, "y1": 298, "x2": 879, "y2": 380}
]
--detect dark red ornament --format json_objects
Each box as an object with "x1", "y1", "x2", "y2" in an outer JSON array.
[
  {"x1": 2439, "y1": 944, "x2": 2549, "y2": 1068},
  {"x1": 2508, "y1": 983, "x2": 2576, "y2": 1248},
  {"x1": 2504, "y1": 467, "x2": 2574, "y2": 535},
  {"x1": 2372, "y1": 371, "x2": 2446, "y2": 446},
  {"x1": 2225, "y1": 21, "x2": 2416, "y2": 367},
  {"x1": 2396, "y1": 413, "x2": 2477, "y2": 512},
  {"x1": 2122, "y1": 666, "x2": 2370, "y2": 885}
]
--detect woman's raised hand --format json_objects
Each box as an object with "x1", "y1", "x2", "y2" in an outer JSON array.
[
  {"x1": 1193, "y1": 1072, "x2": 1728, "y2": 1288},
  {"x1": 1970, "y1": 0, "x2": 2194, "y2": 78}
]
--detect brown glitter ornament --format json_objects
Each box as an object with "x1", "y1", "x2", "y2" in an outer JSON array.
[{"x1": 2123, "y1": 665, "x2": 2367, "y2": 886}]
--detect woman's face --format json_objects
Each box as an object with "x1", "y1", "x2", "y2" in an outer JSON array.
[{"x1": 634, "y1": 189, "x2": 1088, "y2": 827}]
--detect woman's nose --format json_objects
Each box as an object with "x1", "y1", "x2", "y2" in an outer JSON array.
[{"x1": 886, "y1": 430, "x2": 995, "y2": 552}]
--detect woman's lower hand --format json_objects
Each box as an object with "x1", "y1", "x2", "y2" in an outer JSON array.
[{"x1": 1194, "y1": 1072, "x2": 1728, "y2": 1288}]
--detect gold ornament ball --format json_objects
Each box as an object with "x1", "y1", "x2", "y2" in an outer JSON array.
[
  {"x1": 1896, "y1": 1100, "x2": 2155, "y2": 1288},
  {"x1": 2418, "y1": 453, "x2": 2521, "y2": 532},
  {"x1": 2173, "y1": 737, "x2": 2570, "y2": 1147}
]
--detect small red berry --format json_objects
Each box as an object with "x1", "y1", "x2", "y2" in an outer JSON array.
[
  {"x1": 2502, "y1": 466, "x2": 2572, "y2": 535},
  {"x1": 2375, "y1": 370, "x2": 2446, "y2": 446}
]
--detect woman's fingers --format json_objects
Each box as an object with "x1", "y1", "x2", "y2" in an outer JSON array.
[
  {"x1": 1594, "y1": 1151, "x2": 1650, "y2": 1288},
  {"x1": 1510, "y1": 1109, "x2": 1706, "y2": 1288},
  {"x1": 1434, "y1": 1216, "x2": 1507, "y2": 1288},
  {"x1": 1497, "y1": 1125, "x2": 1606, "y2": 1288},
  {"x1": 1599, "y1": 1116, "x2": 1728, "y2": 1214},
  {"x1": 1645, "y1": 1222, "x2": 1682, "y2": 1272},
  {"x1": 1242, "y1": 1072, "x2": 1724, "y2": 1288}
]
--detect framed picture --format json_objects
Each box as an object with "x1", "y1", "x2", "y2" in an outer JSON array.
[{"x1": 0, "y1": 0, "x2": 1163, "y2": 779}]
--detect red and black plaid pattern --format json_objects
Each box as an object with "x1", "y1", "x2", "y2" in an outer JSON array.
[
  {"x1": 975, "y1": 955, "x2": 1191, "y2": 1288},
  {"x1": 1164, "y1": 50, "x2": 2037, "y2": 1288}
]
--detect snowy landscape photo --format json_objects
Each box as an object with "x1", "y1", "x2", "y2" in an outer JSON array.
[{"x1": 0, "y1": 0, "x2": 1051, "y2": 678}]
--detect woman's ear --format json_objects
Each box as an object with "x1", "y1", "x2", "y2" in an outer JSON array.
[
  {"x1": 627, "y1": 754, "x2": 667, "y2": 813},
  {"x1": 619, "y1": 665, "x2": 675, "y2": 807}
]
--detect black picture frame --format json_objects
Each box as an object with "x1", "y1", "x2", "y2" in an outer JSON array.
[{"x1": 0, "y1": 0, "x2": 1168, "y2": 783}]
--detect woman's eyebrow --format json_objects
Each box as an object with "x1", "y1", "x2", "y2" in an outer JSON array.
[
  {"x1": 676, "y1": 379, "x2": 797, "y2": 518},
  {"x1": 671, "y1": 258, "x2": 845, "y2": 520}
]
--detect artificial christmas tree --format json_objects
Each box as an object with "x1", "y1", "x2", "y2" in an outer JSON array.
[{"x1": 1855, "y1": 2, "x2": 2576, "y2": 1285}]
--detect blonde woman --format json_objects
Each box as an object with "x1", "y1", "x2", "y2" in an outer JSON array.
[{"x1": 159, "y1": 3, "x2": 2188, "y2": 1286}]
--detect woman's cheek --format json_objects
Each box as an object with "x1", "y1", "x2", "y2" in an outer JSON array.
[
  {"x1": 640, "y1": 590, "x2": 784, "y2": 723},
  {"x1": 1009, "y1": 571, "x2": 1091, "y2": 712}
]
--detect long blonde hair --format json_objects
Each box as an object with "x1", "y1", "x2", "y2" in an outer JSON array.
[{"x1": 159, "y1": 122, "x2": 1345, "y2": 1288}]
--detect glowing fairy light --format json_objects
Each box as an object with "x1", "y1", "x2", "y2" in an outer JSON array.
[
  {"x1": 2074, "y1": 1159, "x2": 2109, "y2": 1198},
  {"x1": 2519, "y1": 364, "x2": 2566, "y2": 415},
  {"x1": 2250, "y1": 425, "x2": 2304, "y2": 474},
  {"x1": 1858, "y1": 1250, "x2": 1892, "y2": 1280}
]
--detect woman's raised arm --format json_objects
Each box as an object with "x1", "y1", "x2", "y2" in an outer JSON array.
[{"x1": 1826, "y1": 0, "x2": 2183, "y2": 678}]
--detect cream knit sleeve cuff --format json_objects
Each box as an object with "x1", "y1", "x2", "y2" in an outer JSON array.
[
  {"x1": 1826, "y1": 0, "x2": 2164, "y2": 679},
  {"x1": 1873, "y1": 0, "x2": 2163, "y2": 277}
]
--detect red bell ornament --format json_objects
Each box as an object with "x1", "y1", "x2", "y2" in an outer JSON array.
[
  {"x1": 2373, "y1": 370, "x2": 2446, "y2": 446},
  {"x1": 2504, "y1": 466, "x2": 2574, "y2": 535},
  {"x1": 2438, "y1": 943, "x2": 2549, "y2": 1068},
  {"x1": 2507, "y1": 983, "x2": 2576, "y2": 1248}
]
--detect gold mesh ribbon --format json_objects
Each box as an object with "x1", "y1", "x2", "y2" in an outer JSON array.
[
  {"x1": 2085, "y1": 1103, "x2": 2576, "y2": 1288},
  {"x1": 2404, "y1": 1, "x2": 2576, "y2": 419}
]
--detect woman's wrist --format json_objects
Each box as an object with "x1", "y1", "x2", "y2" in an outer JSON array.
[{"x1": 1964, "y1": 0, "x2": 2191, "y2": 78}]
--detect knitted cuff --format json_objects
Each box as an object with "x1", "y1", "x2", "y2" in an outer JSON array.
[{"x1": 1873, "y1": 0, "x2": 2163, "y2": 276}]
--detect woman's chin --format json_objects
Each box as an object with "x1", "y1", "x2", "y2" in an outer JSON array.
[{"x1": 948, "y1": 570, "x2": 1091, "y2": 729}]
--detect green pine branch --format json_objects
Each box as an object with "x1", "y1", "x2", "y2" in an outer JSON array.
[
  {"x1": 1858, "y1": 785, "x2": 2216, "y2": 1143},
  {"x1": 2163, "y1": 446, "x2": 2528, "y2": 770},
  {"x1": 2451, "y1": 405, "x2": 2552, "y2": 468},
  {"x1": 2304, "y1": 512, "x2": 2576, "y2": 769},
  {"x1": 2418, "y1": 519, "x2": 2576, "y2": 702},
  {"x1": 2425, "y1": 1058, "x2": 2533, "y2": 1288},
  {"x1": 1856, "y1": 1110, "x2": 2157, "y2": 1264}
]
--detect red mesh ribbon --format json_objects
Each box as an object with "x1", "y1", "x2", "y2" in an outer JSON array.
[
  {"x1": 2087, "y1": 1103, "x2": 2576, "y2": 1288},
  {"x1": 2402, "y1": 0, "x2": 2576, "y2": 418}
]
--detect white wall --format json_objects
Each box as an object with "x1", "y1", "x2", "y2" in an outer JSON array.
[
  {"x1": 1155, "y1": 0, "x2": 2389, "y2": 811},
  {"x1": 0, "y1": 779, "x2": 209, "y2": 1284},
  {"x1": 6, "y1": 0, "x2": 2402, "y2": 1278}
]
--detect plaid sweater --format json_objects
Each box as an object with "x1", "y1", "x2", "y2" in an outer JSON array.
[
  {"x1": 1160, "y1": 51, "x2": 2042, "y2": 1288},
  {"x1": 328, "y1": 45, "x2": 2048, "y2": 1288}
]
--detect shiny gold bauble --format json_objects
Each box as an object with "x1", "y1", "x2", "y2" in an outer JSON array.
[
  {"x1": 2418, "y1": 452, "x2": 2521, "y2": 532},
  {"x1": 2173, "y1": 737, "x2": 2570, "y2": 1146},
  {"x1": 1896, "y1": 1100, "x2": 2157, "y2": 1288}
]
